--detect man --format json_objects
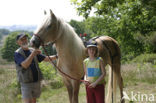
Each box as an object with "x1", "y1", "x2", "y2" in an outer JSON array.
[{"x1": 14, "y1": 33, "x2": 57, "y2": 103}]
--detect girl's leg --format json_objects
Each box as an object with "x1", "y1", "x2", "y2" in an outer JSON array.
[
  {"x1": 94, "y1": 84, "x2": 105, "y2": 103},
  {"x1": 86, "y1": 85, "x2": 96, "y2": 103}
]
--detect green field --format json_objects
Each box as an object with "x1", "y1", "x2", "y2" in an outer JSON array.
[{"x1": 0, "y1": 55, "x2": 156, "y2": 103}]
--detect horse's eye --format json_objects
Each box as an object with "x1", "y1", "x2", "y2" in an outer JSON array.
[{"x1": 47, "y1": 24, "x2": 52, "y2": 29}]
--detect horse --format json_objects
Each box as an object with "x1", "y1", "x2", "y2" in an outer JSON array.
[{"x1": 30, "y1": 9, "x2": 124, "y2": 103}]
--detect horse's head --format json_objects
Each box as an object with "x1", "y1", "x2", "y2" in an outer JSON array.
[{"x1": 30, "y1": 9, "x2": 60, "y2": 49}]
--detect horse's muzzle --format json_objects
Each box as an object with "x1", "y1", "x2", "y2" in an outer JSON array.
[{"x1": 30, "y1": 36, "x2": 41, "y2": 49}]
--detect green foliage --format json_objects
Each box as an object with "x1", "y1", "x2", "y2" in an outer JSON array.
[
  {"x1": 69, "y1": 19, "x2": 85, "y2": 35},
  {"x1": 71, "y1": 0, "x2": 156, "y2": 58},
  {"x1": 71, "y1": 0, "x2": 124, "y2": 18},
  {"x1": 39, "y1": 62, "x2": 64, "y2": 89},
  {"x1": 1, "y1": 31, "x2": 30, "y2": 61},
  {"x1": 72, "y1": 0, "x2": 156, "y2": 18},
  {"x1": 69, "y1": 19, "x2": 91, "y2": 40},
  {"x1": 132, "y1": 53, "x2": 156, "y2": 64},
  {"x1": 39, "y1": 62, "x2": 57, "y2": 80},
  {"x1": 41, "y1": 43, "x2": 57, "y2": 56}
]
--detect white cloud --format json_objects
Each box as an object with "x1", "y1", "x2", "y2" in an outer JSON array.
[{"x1": 0, "y1": 0, "x2": 83, "y2": 25}]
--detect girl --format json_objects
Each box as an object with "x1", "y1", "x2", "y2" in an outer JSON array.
[{"x1": 83, "y1": 41, "x2": 106, "y2": 103}]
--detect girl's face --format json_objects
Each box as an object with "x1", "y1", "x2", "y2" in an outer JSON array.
[{"x1": 88, "y1": 47, "x2": 97, "y2": 57}]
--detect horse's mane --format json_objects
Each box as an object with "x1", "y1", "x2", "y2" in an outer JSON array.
[{"x1": 56, "y1": 18, "x2": 85, "y2": 62}]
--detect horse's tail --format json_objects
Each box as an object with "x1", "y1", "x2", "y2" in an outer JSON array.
[
  {"x1": 92, "y1": 36, "x2": 121, "y2": 103},
  {"x1": 106, "y1": 65, "x2": 118, "y2": 103},
  {"x1": 105, "y1": 37, "x2": 119, "y2": 103}
]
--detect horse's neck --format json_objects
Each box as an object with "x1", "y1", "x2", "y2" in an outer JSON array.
[
  {"x1": 55, "y1": 29, "x2": 77, "y2": 53},
  {"x1": 55, "y1": 24, "x2": 85, "y2": 59}
]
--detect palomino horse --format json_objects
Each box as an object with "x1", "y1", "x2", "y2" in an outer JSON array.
[{"x1": 30, "y1": 10, "x2": 124, "y2": 103}]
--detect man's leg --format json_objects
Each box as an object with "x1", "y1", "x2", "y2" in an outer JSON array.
[
  {"x1": 32, "y1": 82, "x2": 41, "y2": 102},
  {"x1": 31, "y1": 98, "x2": 37, "y2": 103},
  {"x1": 21, "y1": 83, "x2": 34, "y2": 103},
  {"x1": 23, "y1": 98, "x2": 31, "y2": 103},
  {"x1": 23, "y1": 98, "x2": 36, "y2": 103}
]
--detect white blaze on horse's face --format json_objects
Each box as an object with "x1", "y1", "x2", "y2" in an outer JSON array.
[{"x1": 30, "y1": 9, "x2": 59, "y2": 48}]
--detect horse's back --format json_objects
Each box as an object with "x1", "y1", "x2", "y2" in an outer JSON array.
[{"x1": 94, "y1": 36, "x2": 121, "y2": 65}]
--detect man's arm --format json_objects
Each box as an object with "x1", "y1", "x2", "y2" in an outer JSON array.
[
  {"x1": 21, "y1": 49, "x2": 41, "y2": 69},
  {"x1": 43, "y1": 55, "x2": 58, "y2": 62}
]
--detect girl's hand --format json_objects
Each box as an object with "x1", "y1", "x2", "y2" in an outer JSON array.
[{"x1": 89, "y1": 82, "x2": 97, "y2": 88}]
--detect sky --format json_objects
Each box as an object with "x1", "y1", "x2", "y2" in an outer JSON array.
[{"x1": 0, "y1": 0, "x2": 83, "y2": 26}]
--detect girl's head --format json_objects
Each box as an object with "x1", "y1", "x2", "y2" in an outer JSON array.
[{"x1": 86, "y1": 41, "x2": 98, "y2": 57}]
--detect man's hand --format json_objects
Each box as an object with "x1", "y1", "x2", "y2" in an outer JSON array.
[
  {"x1": 32, "y1": 49, "x2": 41, "y2": 56},
  {"x1": 21, "y1": 49, "x2": 41, "y2": 69}
]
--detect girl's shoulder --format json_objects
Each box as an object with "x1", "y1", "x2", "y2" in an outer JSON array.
[
  {"x1": 83, "y1": 58, "x2": 89, "y2": 62},
  {"x1": 96, "y1": 57, "x2": 103, "y2": 60}
]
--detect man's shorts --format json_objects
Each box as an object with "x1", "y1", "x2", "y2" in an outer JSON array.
[{"x1": 21, "y1": 81, "x2": 41, "y2": 99}]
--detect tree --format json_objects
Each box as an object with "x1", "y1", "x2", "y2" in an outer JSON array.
[
  {"x1": 1, "y1": 31, "x2": 30, "y2": 61},
  {"x1": 71, "y1": 0, "x2": 156, "y2": 18},
  {"x1": 69, "y1": 19, "x2": 92, "y2": 40},
  {"x1": 72, "y1": 0, "x2": 156, "y2": 56},
  {"x1": 69, "y1": 19, "x2": 85, "y2": 35}
]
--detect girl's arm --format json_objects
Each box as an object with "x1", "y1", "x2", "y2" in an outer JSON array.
[
  {"x1": 89, "y1": 59, "x2": 106, "y2": 88},
  {"x1": 83, "y1": 62, "x2": 90, "y2": 85}
]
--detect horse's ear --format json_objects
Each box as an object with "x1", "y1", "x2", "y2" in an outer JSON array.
[
  {"x1": 50, "y1": 9, "x2": 56, "y2": 20},
  {"x1": 50, "y1": 9, "x2": 53, "y2": 15},
  {"x1": 44, "y1": 10, "x2": 47, "y2": 15}
]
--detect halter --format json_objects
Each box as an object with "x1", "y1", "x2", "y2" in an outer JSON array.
[{"x1": 33, "y1": 34, "x2": 89, "y2": 83}]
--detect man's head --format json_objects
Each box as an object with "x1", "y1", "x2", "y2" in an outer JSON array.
[{"x1": 16, "y1": 33, "x2": 29, "y2": 49}]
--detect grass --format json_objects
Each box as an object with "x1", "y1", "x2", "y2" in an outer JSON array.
[
  {"x1": 0, "y1": 56, "x2": 156, "y2": 103},
  {"x1": 0, "y1": 64, "x2": 21, "y2": 103},
  {"x1": 122, "y1": 63, "x2": 156, "y2": 85},
  {"x1": 121, "y1": 63, "x2": 156, "y2": 103},
  {"x1": 38, "y1": 84, "x2": 87, "y2": 103}
]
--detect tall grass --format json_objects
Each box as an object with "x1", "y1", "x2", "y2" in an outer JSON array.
[
  {"x1": 121, "y1": 63, "x2": 156, "y2": 86},
  {"x1": 0, "y1": 64, "x2": 21, "y2": 103},
  {"x1": 0, "y1": 53, "x2": 156, "y2": 103}
]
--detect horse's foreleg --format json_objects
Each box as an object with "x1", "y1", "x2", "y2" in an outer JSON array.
[
  {"x1": 63, "y1": 78, "x2": 80, "y2": 103},
  {"x1": 71, "y1": 80, "x2": 80, "y2": 103},
  {"x1": 63, "y1": 78, "x2": 73, "y2": 103}
]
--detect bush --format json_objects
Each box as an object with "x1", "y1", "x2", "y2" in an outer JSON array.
[
  {"x1": 132, "y1": 53, "x2": 156, "y2": 64},
  {"x1": 39, "y1": 62, "x2": 58, "y2": 80},
  {"x1": 39, "y1": 62, "x2": 64, "y2": 89}
]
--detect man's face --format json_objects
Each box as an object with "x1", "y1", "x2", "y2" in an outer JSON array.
[{"x1": 17, "y1": 36, "x2": 28, "y2": 48}]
